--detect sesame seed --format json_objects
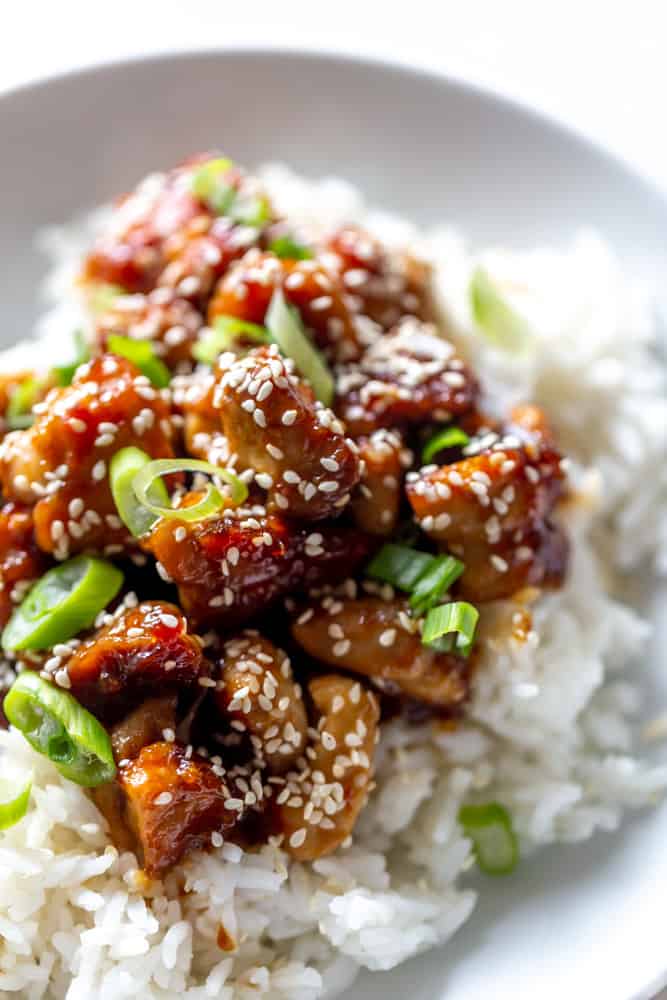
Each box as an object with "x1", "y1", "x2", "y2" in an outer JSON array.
[
  {"x1": 281, "y1": 410, "x2": 297, "y2": 426},
  {"x1": 289, "y1": 828, "x2": 307, "y2": 848},
  {"x1": 92, "y1": 460, "x2": 106, "y2": 481},
  {"x1": 379, "y1": 628, "x2": 396, "y2": 647},
  {"x1": 333, "y1": 639, "x2": 351, "y2": 657},
  {"x1": 153, "y1": 792, "x2": 173, "y2": 806}
]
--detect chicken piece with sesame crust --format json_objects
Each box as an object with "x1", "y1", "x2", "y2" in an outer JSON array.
[
  {"x1": 325, "y1": 224, "x2": 434, "y2": 331},
  {"x1": 145, "y1": 500, "x2": 372, "y2": 628},
  {"x1": 117, "y1": 741, "x2": 242, "y2": 875},
  {"x1": 335, "y1": 320, "x2": 479, "y2": 436},
  {"x1": 95, "y1": 288, "x2": 204, "y2": 370},
  {"x1": 351, "y1": 430, "x2": 409, "y2": 536},
  {"x1": 0, "y1": 502, "x2": 48, "y2": 629},
  {"x1": 406, "y1": 404, "x2": 568, "y2": 602},
  {"x1": 64, "y1": 600, "x2": 205, "y2": 720},
  {"x1": 272, "y1": 674, "x2": 379, "y2": 861},
  {"x1": 292, "y1": 596, "x2": 471, "y2": 707},
  {"x1": 212, "y1": 346, "x2": 361, "y2": 520},
  {"x1": 215, "y1": 633, "x2": 308, "y2": 774},
  {"x1": 208, "y1": 248, "x2": 366, "y2": 363},
  {"x1": 0, "y1": 355, "x2": 176, "y2": 558}
]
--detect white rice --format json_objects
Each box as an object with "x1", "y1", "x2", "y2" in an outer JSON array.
[{"x1": 0, "y1": 165, "x2": 666, "y2": 999}]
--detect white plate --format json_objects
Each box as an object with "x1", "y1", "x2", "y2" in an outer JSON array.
[{"x1": 0, "y1": 48, "x2": 665, "y2": 1000}]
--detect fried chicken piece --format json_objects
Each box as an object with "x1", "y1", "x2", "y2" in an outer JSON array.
[
  {"x1": 0, "y1": 502, "x2": 47, "y2": 628},
  {"x1": 213, "y1": 346, "x2": 360, "y2": 519},
  {"x1": 0, "y1": 355, "x2": 176, "y2": 558},
  {"x1": 65, "y1": 601, "x2": 204, "y2": 718},
  {"x1": 118, "y1": 741, "x2": 240, "y2": 875},
  {"x1": 145, "y1": 502, "x2": 371, "y2": 628},
  {"x1": 406, "y1": 404, "x2": 568, "y2": 601},
  {"x1": 335, "y1": 320, "x2": 478, "y2": 435},
  {"x1": 110, "y1": 695, "x2": 178, "y2": 763},
  {"x1": 325, "y1": 224, "x2": 434, "y2": 330},
  {"x1": 208, "y1": 249, "x2": 365, "y2": 362},
  {"x1": 292, "y1": 596, "x2": 470, "y2": 707},
  {"x1": 351, "y1": 430, "x2": 407, "y2": 536},
  {"x1": 95, "y1": 288, "x2": 203, "y2": 369},
  {"x1": 215, "y1": 633, "x2": 307, "y2": 773},
  {"x1": 272, "y1": 674, "x2": 379, "y2": 860}
]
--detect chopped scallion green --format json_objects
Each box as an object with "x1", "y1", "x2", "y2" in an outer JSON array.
[
  {"x1": 458, "y1": 802, "x2": 519, "y2": 875},
  {"x1": 6, "y1": 377, "x2": 44, "y2": 430},
  {"x1": 193, "y1": 316, "x2": 270, "y2": 365},
  {"x1": 190, "y1": 157, "x2": 235, "y2": 215},
  {"x1": 107, "y1": 334, "x2": 170, "y2": 388},
  {"x1": 422, "y1": 601, "x2": 479, "y2": 657},
  {"x1": 422, "y1": 426, "x2": 470, "y2": 465},
  {"x1": 470, "y1": 267, "x2": 532, "y2": 353},
  {"x1": 409, "y1": 555, "x2": 464, "y2": 616},
  {"x1": 366, "y1": 543, "x2": 436, "y2": 593},
  {"x1": 269, "y1": 235, "x2": 313, "y2": 260},
  {"x1": 0, "y1": 776, "x2": 32, "y2": 830},
  {"x1": 266, "y1": 289, "x2": 334, "y2": 406}
]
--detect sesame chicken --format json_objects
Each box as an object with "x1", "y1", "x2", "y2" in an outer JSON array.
[
  {"x1": 95, "y1": 287, "x2": 203, "y2": 369},
  {"x1": 65, "y1": 601, "x2": 204, "y2": 719},
  {"x1": 351, "y1": 430, "x2": 408, "y2": 536},
  {"x1": 272, "y1": 674, "x2": 379, "y2": 860},
  {"x1": 406, "y1": 404, "x2": 568, "y2": 601},
  {"x1": 292, "y1": 596, "x2": 470, "y2": 707},
  {"x1": 0, "y1": 502, "x2": 47, "y2": 628},
  {"x1": 110, "y1": 694, "x2": 178, "y2": 763},
  {"x1": 0, "y1": 355, "x2": 176, "y2": 558},
  {"x1": 335, "y1": 320, "x2": 478, "y2": 436},
  {"x1": 118, "y1": 741, "x2": 241, "y2": 875},
  {"x1": 213, "y1": 346, "x2": 361, "y2": 519},
  {"x1": 208, "y1": 249, "x2": 366, "y2": 363},
  {"x1": 145, "y1": 501, "x2": 372, "y2": 627},
  {"x1": 325, "y1": 224, "x2": 434, "y2": 330},
  {"x1": 215, "y1": 633, "x2": 307, "y2": 773}
]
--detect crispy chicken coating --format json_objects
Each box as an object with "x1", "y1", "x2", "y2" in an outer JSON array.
[
  {"x1": 118, "y1": 741, "x2": 240, "y2": 874},
  {"x1": 65, "y1": 600, "x2": 204, "y2": 718},
  {"x1": 215, "y1": 633, "x2": 307, "y2": 773},
  {"x1": 145, "y1": 502, "x2": 372, "y2": 628},
  {"x1": 406, "y1": 404, "x2": 568, "y2": 601},
  {"x1": 272, "y1": 674, "x2": 379, "y2": 860},
  {"x1": 0, "y1": 355, "x2": 176, "y2": 558},
  {"x1": 292, "y1": 596, "x2": 470, "y2": 706},
  {"x1": 208, "y1": 249, "x2": 366, "y2": 363},
  {"x1": 213, "y1": 346, "x2": 360, "y2": 519},
  {"x1": 0, "y1": 502, "x2": 47, "y2": 628},
  {"x1": 335, "y1": 320, "x2": 478, "y2": 436},
  {"x1": 95, "y1": 288, "x2": 203, "y2": 369}
]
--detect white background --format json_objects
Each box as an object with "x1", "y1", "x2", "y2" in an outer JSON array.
[{"x1": 1, "y1": 2, "x2": 665, "y2": 996}]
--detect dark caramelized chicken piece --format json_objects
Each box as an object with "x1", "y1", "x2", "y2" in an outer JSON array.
[
  {"x1": 214, "y1": 346, "x2": 360, "y2": 519},
  {"x1": 110, "y1": 695, "x2": 178, "y2": 763},
  {"x1": 208, "y1": 249, "x2": 365, "y2": 362},
  {"x1": 406, "y1": 404, "x2": 568, "y2": 601},
  {"x1": 216, "y1": 633, "x2": 307, "y2": 773},
  {"x1": 0, "y1": 355, "x2": 176, "y2": 558},
  {"x1": 325, "y1": 224, "x2": 434, "y2": 330},
  {"x1": 145, "y1": 503, "x2": 371, "y2": 628},
  {"x1": 292, "y1": 596, "x2": 470, "y2": 707},
  {"x1": 352, "y1": 430, "x2": 407, "y2": 536},
  {"x1": 65, "y1": 601, "x2": 204, "y2": 718},
  {"x1": 95, "y1": 288, "x2": 203, "y2": 369},
  {"x1": 0, "y1": 502, "x2": 47, "y2": 628},
  {"x1": 272, "y1": 674, "x2": 379, "y2": 860},
  {"x1": 118, "y1": 741, "x2": 240, "y2": 875},
  {"x1": 335, "y1": 320, "x2": 478, "y2": 436}
]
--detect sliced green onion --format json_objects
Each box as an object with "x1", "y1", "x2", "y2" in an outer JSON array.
[
  {"x1": 0, "y1": 776, "x2": 32, "y2": 830},
  {"x1": 4, "y1": 672, "x2": 115, "y2": 787},
  {"x1": 266, "y1": 289, "x2": 334, "y2": 406},
  {"x1": 53, "y1": 330, "x2": 90, "y2": 387},
  {"x1": 422, "y1": 426, "x2": 470, "y2": 465},
  {"x1": 110, "y1": 446, "x2": 169, "y2": 537},
  {"x1": 422, "y1": 601, "x2": 479, "y2": 656},
  {"x1": 87, "y1": 282, "x2": 126, "y2": 316},
  {"x1": 269, "y1": 235, "x2": 313, "y2": 260},
  {"x1": 409, "y1": 555, "x2": 464, "y2": 616},
  {"x1": 458, "y1": 802, "x2": 519, "y2": 875},
  {"x1": 6, "y1": 377, "x2": 44, "y2": 430},
  {"x1": 367, "y1": 543, "x2": 436, "y2": 593},
  {"x1": 132, "y1": 458, "x2": 248, "y2": 525},
  {"x1": 229, "y1": 193, "x2": 271, "y2": 227},
  {"x1": 190, "y1": 157, "x2": 236, "y2": 215},
  {"x1": 107, "y1": 334, "x2": 170, "y2": 388},
  {"x1": 470, "y1": 267, "x2": 533, "y2": 354},
  {"x1": 1, "y1": 557, "x2": 123, "y2": 652},
  {"x1": 193, "y1": 316, "x2": 270, "y2": 365}
]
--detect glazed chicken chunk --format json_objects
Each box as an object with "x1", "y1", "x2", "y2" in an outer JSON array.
[
  {"x1": 292, "y1": 595, "x2": 470, "y2": 707},
  {"x1": 0, "y1": 502, "x2": 47, "y2": 628},
  {"x1": 351, "y1": 429, "x2": 409, "y2": 536},
  {"x1": 95, "y1": 287, "x2": 203, "y2": 370},
  {"x1": 0, "y1": 355, "x2": 176, "y2": 558},
  {"x1": 406, "y1": 404, "x2": 568, "y2": 601},
  {"x1": 213, "y1": 345, "x2": 361, "y2": 519}
]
